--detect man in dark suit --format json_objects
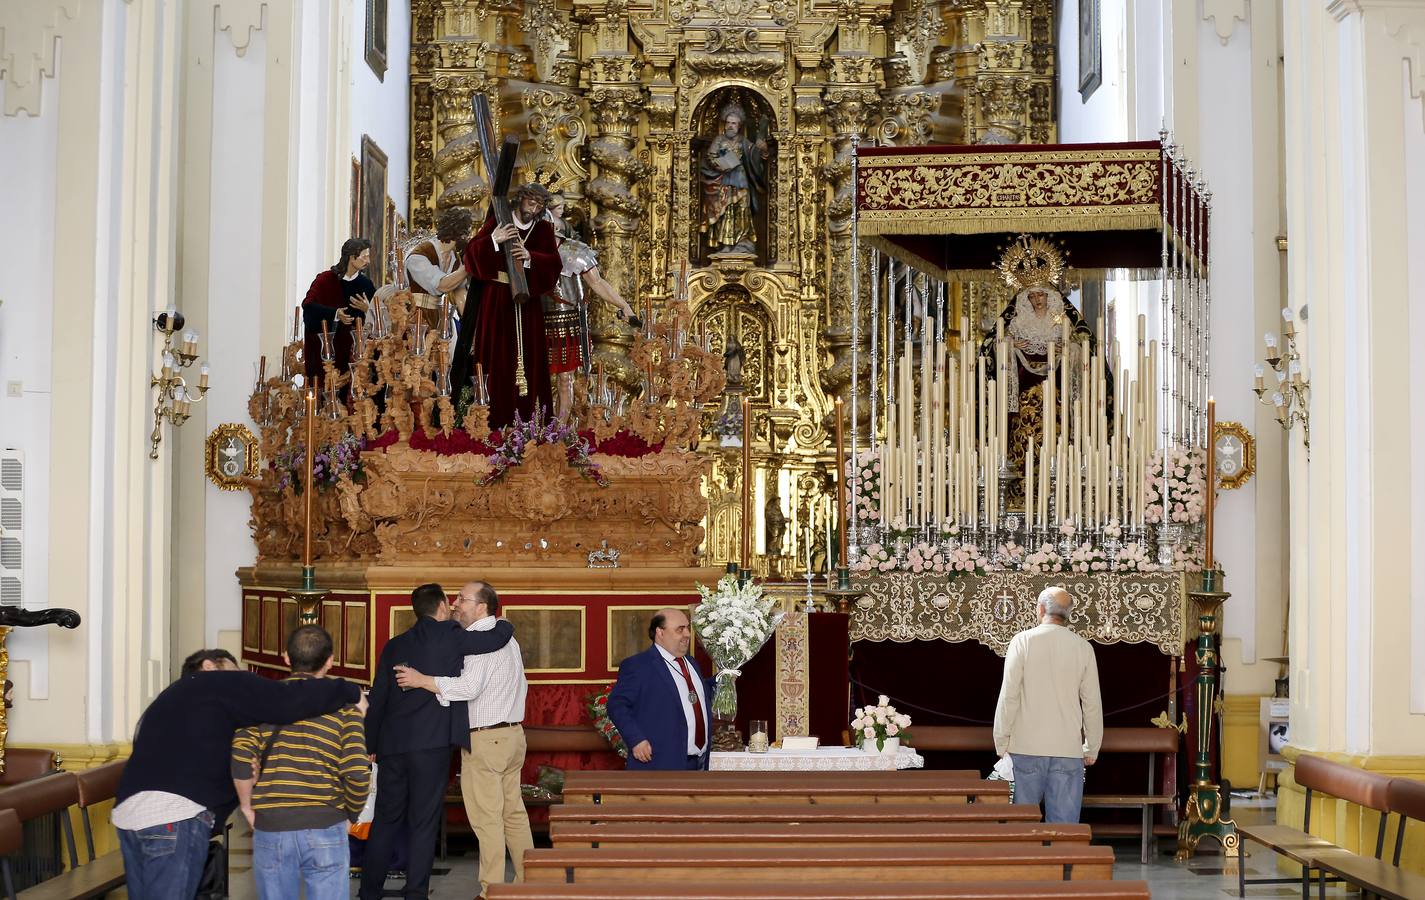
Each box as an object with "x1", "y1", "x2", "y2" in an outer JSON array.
[
  {"x1": 359, "y1": 583, "x2": 515, "y2": 900},
  {"x1": 607, "y1": 607, "x2": 714, "y2": 771}
]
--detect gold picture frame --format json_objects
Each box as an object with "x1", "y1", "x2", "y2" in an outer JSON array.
[
  {"x1": 205, "y1": 423, "x2": 259, "y2": 491},
  {"x1": 1213, "y1": 421, "x2": 1255, "y2": 491}
]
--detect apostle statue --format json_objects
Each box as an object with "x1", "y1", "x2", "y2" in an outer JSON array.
[
  {"x1": 404, "y1": 207, "x2": 474, "y2": 328},
  {"x1": 699, "y1": 102, "x2": 767, "y2": 256},
  {"x1": 543, "y1": 191, "x2": 640, "y2": 419},
  {"x1": 455, "y1": 183, "x2": 563, "y2": 430},
  {"x1": 302, "y1": 238, "x2": 374, "y2": 389}
]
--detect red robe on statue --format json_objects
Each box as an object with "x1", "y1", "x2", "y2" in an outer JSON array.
[{"x1": 462, "y1": 213, "x2": 563, "y2": 429}]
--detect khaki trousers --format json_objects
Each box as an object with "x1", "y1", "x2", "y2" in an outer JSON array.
[{"x1": 460, "y1": 724, "x2": 534, "y2": 898}]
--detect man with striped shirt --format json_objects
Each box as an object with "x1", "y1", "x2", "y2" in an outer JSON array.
[
  {"x1": 232, "y1": 625, "x2": 371, "y2": 900},
  {"x1": 396, "y1": 581, "x2": 532, "y2": 898}
]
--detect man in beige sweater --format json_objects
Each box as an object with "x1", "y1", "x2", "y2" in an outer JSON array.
[{"x1": 992, "y1": 586, "x2": 1103, "y2": 823}]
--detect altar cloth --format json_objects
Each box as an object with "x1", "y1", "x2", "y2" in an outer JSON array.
[{"x1": 709, "y1": 746, "x2": 925, "y2": 771}]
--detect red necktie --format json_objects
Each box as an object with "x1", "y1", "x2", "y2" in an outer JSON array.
[{"x1": 675, "y1": 657, "x2": 706, "y2": 750}]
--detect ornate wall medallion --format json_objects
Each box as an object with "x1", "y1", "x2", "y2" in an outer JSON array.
[
  {"x1": 206, "y1": 423, "x2": 259, "y2": 490},
  {"x1": 1212, "y1": 421, "x2": 1254, "y2": 491}
]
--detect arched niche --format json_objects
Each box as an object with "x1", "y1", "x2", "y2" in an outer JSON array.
[{"x1": 689, "y1": 87, "x2": 777, "y2": 268}]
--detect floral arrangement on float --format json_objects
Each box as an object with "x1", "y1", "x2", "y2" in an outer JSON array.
[
  {"x1": 586, "y1": 682, "x2": 627, "y2": 759},
  {"x1": 853, "y1": 538, "x2": 987, "y2": 577},
  {"x1": 480, "y1": 407, "x2": 607, "y2": 487},
  {"x1": 272, "y1": 434, "x2": 365, "y2": 493},
  {"x1": 852, "y1": 695, "x2": 912, "y2": 753},
  {"x1": 691, "y1": 574, "x2": 783, "y2": 728},
  {"x1": 1144, "y1": 445, "x2": 1208, "y2": 524},
  {"x1": 846, "y1": 448, "x2": 882, "y2": 523}
]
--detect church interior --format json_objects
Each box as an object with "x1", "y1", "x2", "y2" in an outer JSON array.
[{"x1": 2, "y1": 0, "x2": 1424, "y2": 897}]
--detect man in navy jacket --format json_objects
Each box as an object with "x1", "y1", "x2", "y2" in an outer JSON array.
[
  {"x1": 607, "y1": 607, "x2": 714, "y2": 771},
  {"x1": 359, "y1": 583, "x2": 515, "y2": 900}
]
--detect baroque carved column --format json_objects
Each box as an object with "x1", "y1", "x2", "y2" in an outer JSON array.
[
  {"x1": 821, "y1": 61, "x2": 879, "y2": 421},
  {"x1": 576, "y1": 0, "x2": 648, "y2": 385},
  {"x1": 947, "y1": 0, "x2": 1056, "y2": 144}
]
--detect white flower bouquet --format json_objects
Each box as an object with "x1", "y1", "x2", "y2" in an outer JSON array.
[
  {"x1": 851, "y1": 695, "x2": 912, "y2": 752},
  {"x1": 691, "y1": 574, "x2": 783, "y2": 722}
]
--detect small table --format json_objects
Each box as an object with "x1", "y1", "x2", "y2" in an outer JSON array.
[{"x1": 709, "y1": 746, "x2": 925, "y2": 772}]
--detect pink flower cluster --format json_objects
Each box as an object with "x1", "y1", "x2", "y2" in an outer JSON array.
[
  {"x1": 1022, "y1": 543, "x2": 1064, "y2": 575},
  {"x1": 853, "y1": 543, "x2": 896, "y2": 574},
  {"x1": 996, "y1": 541, "x2": 1027, "y2": 567},
  {"x1": 847, "y1": 449, "x2": 882, "y2": 522},
  {"x1": 946, "y1": 543, "x2": 988, "y2": 575},
  {"x1": 904, "y1": 542, "x2": 948, "y2": 574},
  {"x1": 1144, "y1": 445, "x2": 1208, "y2": 524},
  {"x1": 1067, "y1": 541, "x2": 1109, "y2": 573},
  {"x1": 851, "y1": 695, "x2": 912, "y2": 750},
  {"x1": 1114, "y1": 542, "x2": 1157, "y2": 572}
]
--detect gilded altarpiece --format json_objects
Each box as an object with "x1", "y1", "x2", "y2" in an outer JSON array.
[{"x1": 408, "y1": 0, "x2": 1055, "y2": 574}]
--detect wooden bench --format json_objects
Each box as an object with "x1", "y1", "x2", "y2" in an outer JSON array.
[
  {"x1": 1237, "y1": 754, "x2": 1393, "y2": 898},
  {"x1": 907, "y1": 725, "x2": 1180, "y2": 862},
  {"x1": 488, "y1": 880, "x2": 1154, "y2": 900},
  {"x1": 524, "y1": 845, "x2": 1118, "y2": 884},
  {"x1": 1, "y1": 809, "x2": 21, "y2": 899},
  {"x1": 549, "y1": 801, "x2": 1045, "y2": 827},
  {"x1": 0, "y1": 765, "x2": 130, "y2": 900},
  {"x1": 550, "y1": 820, "x2": 1093, "y2": 849},
  {"x1": 1307, "y1": 775, "x2": 1425, "y2": 900},
  {"x1": 559, "y1": 771, "x2": 1011, "y2": 805}
]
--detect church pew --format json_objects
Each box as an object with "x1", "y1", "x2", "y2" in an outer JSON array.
[
  {"x1": 488, "y1": 881, "x2": 1153, "y2": 900},
  {"x1": 907, "y1": 725, "x2": 1180, "y2": 862},
  {"x1": 548, "y1": 801, "x2": 1044, "y2": 827},
  {"x1": 522, "y1": 845, "x2": 1117, "y2": 884},
  {"x1": 558, "y1": 771, "x2": 1011, "y2": 805},
  {"x1": 550, "y1": 820, "x2": 1092, "y2": 849}
]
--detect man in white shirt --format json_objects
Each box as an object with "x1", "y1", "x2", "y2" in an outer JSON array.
[
  {"x1": 395, "y1": 582, "x2": 532, "y2": 897},
  {"x1": 992, "y1": 586, "x2": 1104, "y2": 823}
]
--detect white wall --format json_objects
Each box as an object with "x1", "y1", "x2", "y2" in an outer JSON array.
[
  {"x1": 1060, "y1": 1, "x2": 1286, "y2": 694},
  {"x1": 350, "y1": 0, "x2": 410, "y2": 223},
  {"x1": 0, "y1": 72, "x2": 61, "y2": 700},
  {"x1": 1409, "y1": 59, "x2": 1425, "y2": 715},
  {"x1": 1058, "y1": 0, "x2": 1130, "y2": 143}
]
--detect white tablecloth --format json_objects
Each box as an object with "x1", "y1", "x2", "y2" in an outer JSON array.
[{"x1": 709, "y1": 746, "x2": 925, "y2": 771}]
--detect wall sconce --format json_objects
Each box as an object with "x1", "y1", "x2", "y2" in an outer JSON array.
[
  {"x1": 1253, "y1": 307, "x2": 1309, "y2": 456},
  {"x1": 150, "y1": 306, "x2": 210, "y2": 459}
]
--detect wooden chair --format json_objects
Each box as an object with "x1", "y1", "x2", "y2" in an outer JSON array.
[{"x1": 488, "y1": 880, "x2": 1154, "y2": 900}]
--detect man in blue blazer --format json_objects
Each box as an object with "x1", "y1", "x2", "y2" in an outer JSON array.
[
  {"x1": 359, "y1": 583, "x2": 514, "y2": 900},
  {"x1": 607, "y1": 607, "x2": 715, "y2": 770}
]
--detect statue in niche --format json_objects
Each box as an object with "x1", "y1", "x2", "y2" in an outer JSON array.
[
  {"x1": 699, "y1": 102, "x2": 768, "y2": 257},
  {"x1": 722, "y1": 329, "x2": 745, "y2": 387}
]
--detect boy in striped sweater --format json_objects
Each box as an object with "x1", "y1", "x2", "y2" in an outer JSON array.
[{"x1": 232, "y1": 626, "x2": 371, "y2": 900}]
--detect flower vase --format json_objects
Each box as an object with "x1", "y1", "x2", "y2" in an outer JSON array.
[
  {"x1": 711, "y1": 670, "x2": 743, "y2": 752},
  {"x1": 861, "y1": 736, "x2": 899, "y2": 755}
]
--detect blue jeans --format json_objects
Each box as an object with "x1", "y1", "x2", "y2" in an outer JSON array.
[
  {"x1": 117, "y1": 810, "x2": 214, "y2": 899},
  {"x1": 252, "y1": 821, "x2": 351, "y2": 900},
  {"x1": 1011, "y1": 753, "x2": 1085, "y2": 823}
]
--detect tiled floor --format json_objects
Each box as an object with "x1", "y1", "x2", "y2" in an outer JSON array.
[{"x1": 132, "y1": 795, "x2": 1360, "y2": 899}]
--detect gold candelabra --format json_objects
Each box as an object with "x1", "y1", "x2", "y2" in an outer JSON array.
[
  {"x1": 149, "y1": 308, "x2": 210, "y2": 459},
  {"x1": 1253, "y1": 307, "x2": 1309, "y2": 455}
]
